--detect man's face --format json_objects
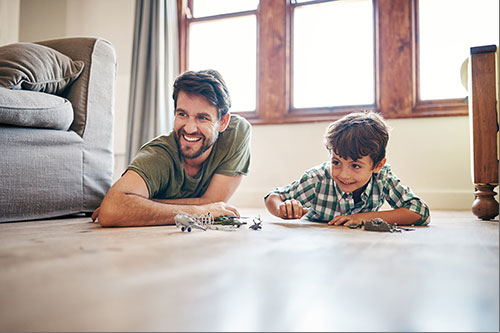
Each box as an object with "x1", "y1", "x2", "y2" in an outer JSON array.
[
  {"x1": 330, "y1": 152, "x2": 386, "y2": 193},
  {"x1": 174, "y1": 91, "x2": 228, "y2": 160}
]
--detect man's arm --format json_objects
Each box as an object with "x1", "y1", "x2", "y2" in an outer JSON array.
[
  {"x1": 153, "y1": 173, "x2": 243, "y2": 205},
  {"x1": 95, "y1": 170, "x2": 239, "y2": 227}
]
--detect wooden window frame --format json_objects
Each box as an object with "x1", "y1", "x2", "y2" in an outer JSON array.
[{"x1": 177, "y1": 0, "x2": 468, "y2": 125}]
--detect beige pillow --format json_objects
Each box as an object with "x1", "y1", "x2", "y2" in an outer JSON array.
[{"x1": 0, "y1": 42, "x2": 84, "y2": 95}]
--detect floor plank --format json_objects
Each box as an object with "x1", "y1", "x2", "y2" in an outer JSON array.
[{"x1": 0, "y1": 210, "x2": 498, "y2": 331}]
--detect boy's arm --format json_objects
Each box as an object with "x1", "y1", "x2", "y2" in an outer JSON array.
[
  {"x1": 265, "y1": 193, "x2": 308, "y2": 219},
  {"x1": 264, "y1": 164, "x2": 326, "y2": 220},
  {"x1": 328, "y1": 208, "x2": 421, "y2": 226},
  {"x1": 361, "y1": 165, "x2": 431, "y2": 226}
]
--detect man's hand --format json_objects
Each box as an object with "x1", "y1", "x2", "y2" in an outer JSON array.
[
  {"x1": 202, "y1": 201, "x2": 240, "y2": 218},
  {"x1": 278, "y1": 199, "x2": 308, "y2": 219},
  {"x1": 91, "y1": 207, "x2": 100, "y2": 222}
]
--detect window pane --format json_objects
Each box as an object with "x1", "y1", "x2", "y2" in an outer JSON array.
[
  {"x1": 192, "y1": 0, "x2": 258, "y2": 18},
  {"x1": 419, "y1": 0, "x2": 499, "y2": 100},
  {"x1": 189, "y1": 16, "x2": 256, "y2": 112},
  {"x1": 293, "y1": 0, "x2": 374, "y2": 108}
]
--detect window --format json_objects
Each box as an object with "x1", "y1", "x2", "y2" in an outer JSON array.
[
  {"x1": 293, "y1": 0, "x2": 374, "y2": 109},
  {"x1": 418, "y1": 0, "x2": 499, "y2": 101},
  {"x1": 181, "y1": 0, "x2": 258, "y2": 112},
  {"x1": 178, "y1": 0, "x2": 500, "y2": 124},
  {"x1": 188, "y1": 16, "x2": 257, "y2": 111}
]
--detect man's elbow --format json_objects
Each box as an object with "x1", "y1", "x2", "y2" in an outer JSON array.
[{"x1": 97, "y1": 204, "x2": 121, "y2": 227}]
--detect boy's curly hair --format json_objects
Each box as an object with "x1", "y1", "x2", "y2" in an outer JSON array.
[
  {"x1": 172, "y1": 69, "x2": 231, "y2": 120},
  {"x1": 324, "y1": 111, "x2": 389, "y2": 167}
]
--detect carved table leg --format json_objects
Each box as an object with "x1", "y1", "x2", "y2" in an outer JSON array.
[{"x1": 472, "y1": 184, "x2": 499, "y2": 220}]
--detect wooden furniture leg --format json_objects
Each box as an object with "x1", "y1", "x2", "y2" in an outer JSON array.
[
  {"x1": 472, "y1": 185, "x2": 498, "y2": 220},
  {"x1": 468, "y1": 45, "x2": 499, "y2": 220}
]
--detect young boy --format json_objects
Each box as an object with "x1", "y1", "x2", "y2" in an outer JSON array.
[{"x1": 264, "y1": 111, "x2": 430, "y2": 226}]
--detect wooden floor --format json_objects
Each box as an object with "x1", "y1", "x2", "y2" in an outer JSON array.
[{"x1": 0, "y1": 210, "x2": 498, "y2": 332}]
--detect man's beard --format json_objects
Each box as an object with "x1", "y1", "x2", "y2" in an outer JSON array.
[{"x1": 175, "y1": 129, "x2": 219, "y2": 160}]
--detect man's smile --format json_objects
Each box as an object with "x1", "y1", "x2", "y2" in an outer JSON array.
[{"x1": 182, "y1": 133, "x2": 202, "y2": 143}]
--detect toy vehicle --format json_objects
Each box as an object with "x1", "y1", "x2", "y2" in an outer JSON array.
[
  {"x1": 363, "y1": 218, "x2": 414, "y2": 232},
  {"x1": 249, "y1": 216, "x2": 262, "y2": 230},
  {"x1": 174, "y1": 213, "x2": 249, "y2": 232},
  {"x1": 174, "y1": 214, "x2": 207, "y2": 232},
  {"x1": 212, "y1": 216, "x2": 247, "y2": 227}
]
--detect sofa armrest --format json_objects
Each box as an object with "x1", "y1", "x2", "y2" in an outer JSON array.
[{"x1": 36, "y1": 37, "x2": 117, "y2": 138}]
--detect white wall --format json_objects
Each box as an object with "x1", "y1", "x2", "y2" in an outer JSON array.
[
  {"x1": 7, "y1": 0, "x2": 493, "y2": 211},
  {"x1": 0, "y1": 0, "x2": 20, "y2": 45},
  {"x1": 19, "y1": 0, "x2": 66, "y2": 42}
]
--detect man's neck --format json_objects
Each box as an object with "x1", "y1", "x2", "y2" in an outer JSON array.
[{"x1": 183, "y1": 146, "x2": 213, "y2": 177}]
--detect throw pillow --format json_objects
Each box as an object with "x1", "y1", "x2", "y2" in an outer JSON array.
[{"x1": 0, "y1": 42, "x2": 84, "y2": 95}]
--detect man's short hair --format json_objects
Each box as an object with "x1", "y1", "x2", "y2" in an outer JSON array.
[
  {"x1": 172, "y1": 69, "x2": 231, "y2": 120},
  {"x1": 324, "y1": 111, "x2": 389, "y2": 167}
]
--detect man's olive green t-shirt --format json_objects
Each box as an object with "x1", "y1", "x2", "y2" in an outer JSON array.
[{"x1": 127, "y1": 114, "x2": 251, "y2": 199}]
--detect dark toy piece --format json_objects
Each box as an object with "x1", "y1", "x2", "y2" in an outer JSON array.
[
  {"x1": 249, "y1": 216, "x2": 263, "y2": 230},
  {"x1": 364, "y1": 218, "x2": 396, "y2": 232},
  {"x1": 363, "y1": 218, "x2": 415, "y2": 232},
  {"x1": 213, "y1": 216, "x2": 247, "y2": 228}
]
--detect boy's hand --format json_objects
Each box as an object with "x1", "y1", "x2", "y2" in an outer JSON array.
[
  {"x1": 278, "y1": 199, "x2": 308, "y2": 219},
  {"x1": 328, "y1": 214, "x2": 364, "y2": 226}
]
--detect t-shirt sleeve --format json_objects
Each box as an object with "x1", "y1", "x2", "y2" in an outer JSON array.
[
  {"x1": 381, "y1": 167, "x2": 431, "y2": 226},
  {"x1": 126, "y1": 142, "x2": 173, "y2": 198},
  {"x1": 214, "y1": 115, "x2": 252, "y2": 176}
]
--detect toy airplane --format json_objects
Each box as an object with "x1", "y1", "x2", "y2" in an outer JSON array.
[
  {"x1": 175, "y1": 213, "x2": 252, "y2": 232},
  {"x1": 174, "y1": 213, "x2": 207, "y2": 232}
]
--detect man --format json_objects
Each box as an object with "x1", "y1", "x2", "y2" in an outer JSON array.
[{"x1": 93, "y1": 69, "x2": 251, "y2": 227}]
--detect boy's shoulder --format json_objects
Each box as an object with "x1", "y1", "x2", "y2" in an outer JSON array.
[
  {"x1": 373, "y1": 164, "x2": 402, "y2": 186},
  {"x1": 375, "y1": 164, "x2": 392, "y2": 176},
  {"x1": 301, "y1": 161, "x2": 332, "y2": 180}
]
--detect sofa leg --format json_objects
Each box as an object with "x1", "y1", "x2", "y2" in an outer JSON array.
[{"x1": 472, "y1": 184, "x2": 499, "y2": 220}]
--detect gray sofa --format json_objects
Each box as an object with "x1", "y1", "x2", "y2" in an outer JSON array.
[{"x1": 0, "y1": 37, "x2": 116, "y2": 222}]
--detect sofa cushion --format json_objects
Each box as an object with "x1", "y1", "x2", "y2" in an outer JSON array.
[
  {"x1": 0, "y1": 88, "x2": 74, "y2": 130},
  {"x1": 0, "y1": 43, "x2": 84, "y2": 95}
]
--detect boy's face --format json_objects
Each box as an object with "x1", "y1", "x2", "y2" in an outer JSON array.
[{"x1": 330, "y1": 152, "x2": 386, "y2": 193}]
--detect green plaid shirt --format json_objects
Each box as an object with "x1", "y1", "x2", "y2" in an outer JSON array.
[{"x1": 266, "y1": 162, "x2": 430, "y2": 226}]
